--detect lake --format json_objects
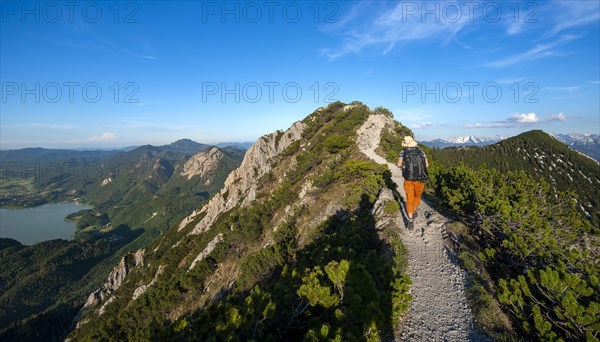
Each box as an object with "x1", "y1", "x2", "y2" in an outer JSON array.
[{"x1": 0, "y1": 203, "x2": 91, "y2": 245}]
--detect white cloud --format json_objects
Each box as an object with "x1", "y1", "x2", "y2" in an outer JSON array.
[
  {"x1": 547, "y1": 112, "x2": 567, "y2": 121},
  {"x1": 411, "y1": 122, "x2": 433, "y2": 129},
  {"x1": 87, "y1": 132, "x2": 117, "y2": 141},
  {"x1": 465, "y1": 112, "x2": 566, "y2": 128},
  {"x1": 511, "y1": 112, "x2": 539, "y2": 123}
]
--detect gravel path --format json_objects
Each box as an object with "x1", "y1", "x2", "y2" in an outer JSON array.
[{"x1": 357, "y1": 114, "x2": 489, "y2": 341}]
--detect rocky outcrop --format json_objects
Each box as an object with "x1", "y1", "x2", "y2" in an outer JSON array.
[
  {"x1": 356, "y1": 114, "x2": 406, "y2": 200},
  {"x1": 178, "y1": 121, "x2": 306, "y2": 234},
  {"x1": 371, "y1": 188, "x2": 401, "y2": 230},
  {"x1": 132, "y1": 265, "x2": 164, "y2": 300},
  {"x1": 181, "y1": 147, "x2": 224, "y2": 182},
  {"x1": 73, "y1": 249, "x2": 145, "y2": 326},
  {"x1": 189, "y1": 233, "x2": 224, "y2": 270}
]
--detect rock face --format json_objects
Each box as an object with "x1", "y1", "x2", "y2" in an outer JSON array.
[
  {"x1": 356, "y1": 113, "x2": 406, "y2": 200},
  {"x1": 181, "y1": 147, "x2": 224, "y2": 182},
  {"x1": 189, "y1": 233, "x2": 224, "y2": 270},
  {"x1": 371, "y1": 188, "x2": 401, "y2": 230},
  {"x1": 132, "y1": 265, "x2": 164, "y2": 301},
  {"x1": 73, "y1": 249, "x2": 145, "y2": 325},
  {"x1": 178, "y1": 121, "x2": 306, "y2": 234}
]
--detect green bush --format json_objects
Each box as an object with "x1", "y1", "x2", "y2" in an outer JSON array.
[
  {"x1": 338, "y1": 160, "x2": 388, "y2": 208},
  {"x1": 430, "y1": 163, "x2": 599, "y2": 341},
  {"x1": 374, "y1": 106, "x2": 393, "y2": 117},
  {"x1": 324, "y1": 134, "x2": 353, "y2": 153},
  {"x1": 378, "y1": 127, "x2": 412, "y2": 163},
  {"x1": 383, "y1": 201, "x2": 400, "y2": 216}
]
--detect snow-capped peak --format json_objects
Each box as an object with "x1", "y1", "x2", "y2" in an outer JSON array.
[{"x1": 446, "y1": 135, "x2": 503, "y2": 144}]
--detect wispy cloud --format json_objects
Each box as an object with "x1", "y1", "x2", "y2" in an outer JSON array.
[
  {"x1": 495, "y1": 77, "x2": 526, "y2": 85},
  {"x1": 87, "y1": 132, "x2": 117, "y2": 141},
  {"x1": 98, "y1": 37, "x2": 159, "y2": 61},
  {"x1": 115, "y1": 119, "x2": 196, "y2": 131},
  {"x1": 135, "y1": 100, "x2": 166, "y2": 107},
  {"x1": 506, "y1": 1, "x2": 599, "y2": 38},
  {"x1": 482, "y1": 34, "x2": 578, "y2": 68},
  {"x1": 547, "y1": 0, "x2": 600, "y2": 37},
  {"x1": 62, "y1": 21, "x2": 159, "y2": 61},
  {"x1": 465, "y1": 112, "x2": 567, "y2": 128},
  {"x1": 320, "y1": 2, "x2": 472, "y2": 60},
  {"x1": 395, "y1": 107, "x2": 435, "y2": 122}
]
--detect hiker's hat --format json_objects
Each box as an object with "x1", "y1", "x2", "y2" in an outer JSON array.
[{"x1": 402, "y1": 136, "x2": 418, "y2": 148}]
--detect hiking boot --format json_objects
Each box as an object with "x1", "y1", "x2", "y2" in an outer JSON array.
[
  {"x1": 407, "y1": 219, "x2": 414, "y2": 230},
  {"x1": 413, "y1": 212, "x2": 419, "y2": 219}
]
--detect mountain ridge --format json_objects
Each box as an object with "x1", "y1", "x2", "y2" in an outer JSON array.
[{"x1": 68, "y1": 102, "x2": 418, "y2": 340}]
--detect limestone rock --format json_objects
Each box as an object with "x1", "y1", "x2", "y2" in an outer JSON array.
[
  {"x1": 132, "y1": 265, "x2": 164, "y2": 300},
  {"x1": 73, "y1": 249, "x2": 145, "y2": 326},
  {"x1": 177, "y1": 120, "x2": 306, "y2": 235},
  {"x1": 189, "y1": 233, "x2": 224, "y2": 270},
  {"x1": 181, "y1": 146, "x2": 224, "y2": 182}
]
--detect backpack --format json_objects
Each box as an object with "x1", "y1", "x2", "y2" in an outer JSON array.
[{"x1": 402, "y1": 148, "x2": 428, "y2": 181}]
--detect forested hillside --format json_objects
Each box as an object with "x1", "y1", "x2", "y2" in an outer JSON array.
[
  {"x1": 430, "y1": 130, "x2": 600, "y2": 225},
  {"x1": 427, "y1": 130, "x2": 600, "y2": 340}
]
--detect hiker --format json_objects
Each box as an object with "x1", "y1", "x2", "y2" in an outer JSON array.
[{"x1": 396, "y1": 136, "x2": 429, "y2": 229}]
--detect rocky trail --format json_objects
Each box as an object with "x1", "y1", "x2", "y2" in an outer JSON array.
[{"x1": 357, "y1": 114, "x2": 489, "y2": 341}]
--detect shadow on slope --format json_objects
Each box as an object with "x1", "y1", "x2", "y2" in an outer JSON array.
[
  {"x1": 173, "y1": 195, "x2": 410, "y2": 341},
  {"x1": 0, "y1": 224, "x2": 144, "y2": 342}
]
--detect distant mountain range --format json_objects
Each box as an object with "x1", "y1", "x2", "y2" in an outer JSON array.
[
  {"x1": 422, "y1": 135, "x2": 504, "y2": 148},
  {"x1": 0, "y1": 140, "x2": 245, "y2": 336},
  {"x1": 550, "y1": 133, "x2": 600, "y2": 161},
  {"x1": 1, "y1": 140, "x2": 255, "y2": 153},
  {"x1": 429, "y1": 130, "x2": 600, "y2": 224},
  {"x1": 423, "y1": 133, "x2": 600, "y2": 162}
]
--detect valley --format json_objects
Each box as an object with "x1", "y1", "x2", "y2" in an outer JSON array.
[{"x1": 0, "y1": 142, "x2": 245, "y2": 340}]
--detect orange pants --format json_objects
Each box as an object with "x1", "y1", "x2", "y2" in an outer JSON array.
[{"x1": 404, "y1": 180, "x2": 425, "y2": 217}]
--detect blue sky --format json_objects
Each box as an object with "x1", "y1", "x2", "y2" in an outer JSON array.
[{"x1": 1, "y1": 0, "x2": 599, "y2": 149}]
